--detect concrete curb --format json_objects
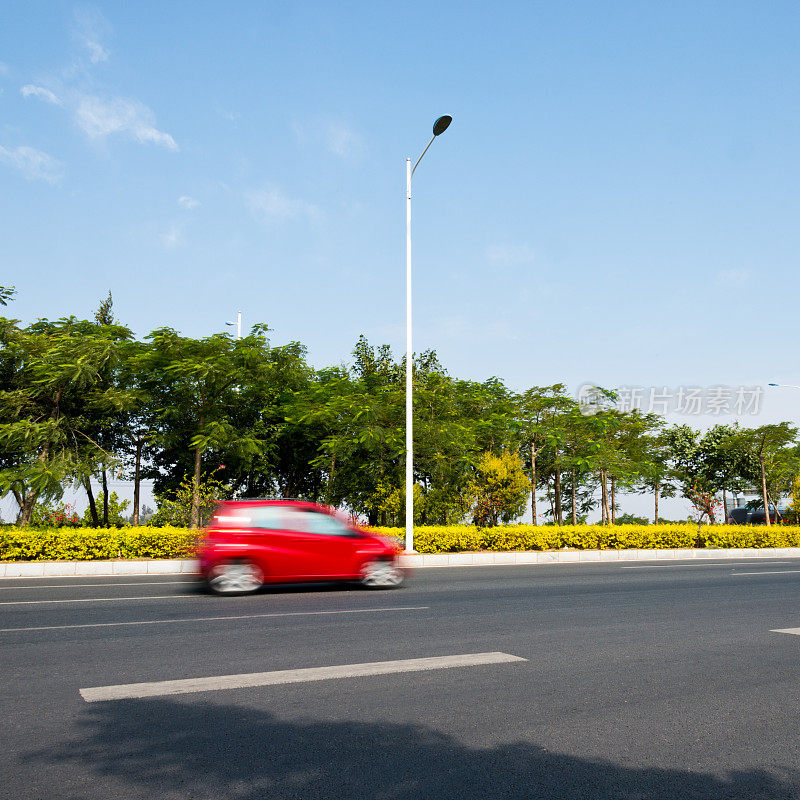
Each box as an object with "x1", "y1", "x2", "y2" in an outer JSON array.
[
  {"x1": 2, "y1": 547, "x2": 800, "y2": 578},
  {"x1": 0, "y1": 559, "x2": 198, "y2": 578},
  {"x1": 398, "y1": 547, "x2": 800, "y2": 568}
]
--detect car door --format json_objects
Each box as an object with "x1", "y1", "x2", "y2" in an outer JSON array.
[
  {"x1": 247, "y1": 505, "x2": 309, "y2": 580},
  {"x1": 271, "y1": 508, "x2": 359, "y2": 578}
]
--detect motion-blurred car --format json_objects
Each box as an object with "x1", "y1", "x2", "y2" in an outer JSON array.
[
  {"x1": 726, "y1": 506, "x2": 787, "y2": 524},
  {"x1": 197, "y1": 499, "x2": 404, "y2": 594}
]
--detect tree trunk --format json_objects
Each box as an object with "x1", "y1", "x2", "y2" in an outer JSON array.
[
  {"x1": 760, "y1": 456, "x2": 771, "y2": 527},
  {"x1": 132, "y1": 440, "x2": 142, "y2": 526},
  {"x1": 723, "y1": 489, "x2": 728, "y2": 522},
  {"x1": 602, "y1": 470, "x2": 611, "y2": 523},
  {"x1": 530, "y1": 442, "x2": 537, "y2": 525},
  {"x1": 554, "y1": 468, "x2": 562, "y2": 525},
  {"x1": 600, "y1": 470, "x2": 607, "y2": 524},
  {"x1": 610, "y1": 476, "x2": 616, "y2": 525},
  {"x1": 18, "y1": 491, "x2": 39, "y2": 526},
  {"x1": 654, "y1": 479, "x2": 660, "y2": 525},
  {"x1": 767, "y1": 489, "x2": 782, "y2": 522},
  {"x1": 85, "y1": 479, "x2": 99, "y2": 527},
  {"x1": 101, "y1": 468, "x2": 109, "y2": 527},
  {"x1": 571, "y1": 469, "x2": 577, "y2": 525}
]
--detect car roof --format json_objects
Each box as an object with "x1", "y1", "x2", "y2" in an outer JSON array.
[{"x1": 217, "y1": 499, "x2": 329, "y2": 512}]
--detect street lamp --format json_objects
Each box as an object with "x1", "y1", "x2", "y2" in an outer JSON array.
[
  {"x1": 405, "y1": 115, "x2": 452, "y2": 553},
  {"x1": 768, "y1": 382, "x2": 800, "y2": 390},
  {"x1": 226, "y1": 310, "x2": 242, "y2": 339}
]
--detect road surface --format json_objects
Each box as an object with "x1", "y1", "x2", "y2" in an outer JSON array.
[{"x1": 1, "y1": 559, "x2": 799, "y2": 799}]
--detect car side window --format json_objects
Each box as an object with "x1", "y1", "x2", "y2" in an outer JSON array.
[
  {"x1": 304, "y1": 511, "x2": 353, "y2": 536},
  {"x1": 281, "y1": 508, "x2": 311, "y2": 532},
  {"x1": 249, "y1": 506, "x2": 288, "y2": 530}
]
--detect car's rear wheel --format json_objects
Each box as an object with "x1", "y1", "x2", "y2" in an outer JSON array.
[
  {"x1": 207, "y1": 560, "x2": 264, "y2": 595},
  {"x1": 360, "y1": 559, "x2": 404, "y2": 589}
]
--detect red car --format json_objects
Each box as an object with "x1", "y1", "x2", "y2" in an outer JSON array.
[{"x1": 197, "y1": 499, "x2": 405, "y2": 594}]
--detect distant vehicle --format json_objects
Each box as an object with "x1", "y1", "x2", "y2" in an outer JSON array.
[
  {"x1": 197, "y1": 499, "x2": 404, "y2": 594},
  {"x1": 726, "y1": 507, "x2": 749, "y2": 524},
  {"x1": 726, "y1": 506, "x2": 787, "y2": 524}
]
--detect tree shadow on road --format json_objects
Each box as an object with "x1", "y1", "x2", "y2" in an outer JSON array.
[{"x1": 30, "y1": 696, "x2": 799, "y2": 800}]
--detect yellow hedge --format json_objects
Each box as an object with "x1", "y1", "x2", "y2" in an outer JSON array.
[
  {"x1": 0, "y1": 526, "x2": 198, "y2": 562},
  {"x1": 369, "y1": 524, "x2": 800, "y2": 554},
  {"x1": 3, "y1": 524, "x2": 800, "y2": 562}
]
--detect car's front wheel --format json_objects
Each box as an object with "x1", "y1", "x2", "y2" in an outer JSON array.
[
  {"x1": 207, "y1": 560, "x2": 264, "y2": 595},
  {"x1": 360, "y1": 559, "x2": 404, "y2": 589}
]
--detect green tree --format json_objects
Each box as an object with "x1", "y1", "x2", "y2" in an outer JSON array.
[
  {"x1": 81, "y1": 490, "x2": 130, "y2": 527},
  {"x1": 734, "y1": 423, "x2": 799, "y2": 526},
  {"x1": 470, "y1": 450, "x2": 529, "y2": 527},
  {"x1": 0, "y1": 316, "x2": 130, "y2": 524},
  {"x1": 140, "y1": 326, "x2": 303, "y2": 527},
  {"x1": 516, "y1": 384, "x2": 571, "y2": 524},
  {"x1": 636, "y1": 430, "x2": 675, "y2": 524}
]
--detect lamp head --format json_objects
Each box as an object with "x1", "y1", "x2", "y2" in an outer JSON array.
[
  {"x1": 432, "y1": 115, "x2": 452, "y2": 136},
  {"x1": 768, "y1": 383, "x2": 778, "y2": 386}
]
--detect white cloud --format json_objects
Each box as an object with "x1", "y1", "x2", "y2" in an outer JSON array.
[
  {"x1": 18, "y1": 13, "x2": 176, "y2": 155},
  {"x1": 324, "y1": 121, "x2": 362, "y2": 158},
  {"x1": 245, "y1": 186, "x2": 320, "y2": 223},
  {"x1": 0, "y1": 145, "x2": 64, "y2": 183},
  {"x1": 293, "y1": 118, "x2": 364, "y2": 159},
  {"x1": 178, "y1": 195, "x2": 200, "y2": 210},
  {"x1": 716, "y1": 268, "x2": 750, "y2": 287},
  {"x1": 75, "y1": 95, "x2": 177, "y2": 149},
  {"x1": 486, "y1": 243, "x2": 536, "y2": 267},
  {"x1": 161, "y1": 225, "x2": 182, "y2": 249},
  {"x1": 72, "y1": 7, "x2": 111, "y2": 64},
  {"x1": 0, "y1": 62, "x2": 9, "y2": 76},
  {"x1": 21, "y1": 84, "x2": 62, "y2": 105}
]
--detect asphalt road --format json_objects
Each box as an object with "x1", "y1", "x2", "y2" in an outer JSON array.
[{"x1": 2, "y1": 559, "x2": 800, "y2": 799}]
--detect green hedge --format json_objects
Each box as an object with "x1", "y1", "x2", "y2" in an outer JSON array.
[{"x1": 3, "y1": 524, "x2": 800, "y2": 562}]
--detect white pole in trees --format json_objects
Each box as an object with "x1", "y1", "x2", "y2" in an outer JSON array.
[{"x1": 404, "y1": 115, "x2": 452, "y2": 554}]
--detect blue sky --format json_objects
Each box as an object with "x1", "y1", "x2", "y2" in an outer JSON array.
[{"x1": 2, "y1": 2, "x2": 799, "y2": 439}]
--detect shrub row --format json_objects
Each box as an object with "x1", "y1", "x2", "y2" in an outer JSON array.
[
  {"x1": 370, "y1": 524, "x2": 800, "y2": 553},
  {"x1": 0, "y1": 526, "x2": 198, "y2": 562},
  {"x1": 3, "y1": 524, "x2": 800, "y2": 562}
]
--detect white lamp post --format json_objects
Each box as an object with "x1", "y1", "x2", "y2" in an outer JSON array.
[
  {"x1": 405, "y1": 115, "x2": 452, "y2": 553},
  {"x1": 226, "y1": 310, "x2": 242, "y2": 339}
]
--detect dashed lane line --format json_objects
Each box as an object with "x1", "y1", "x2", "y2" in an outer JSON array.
[
  {"x1": 0, "y1": 595, "x2": 189, "y2": 606},
  {"x1": 621, "y1": 561, "x2": 791, "y2": 569},
  {"x1": 0, "y1": 581, "x2": 188, "y2": 590},
  {"x1": 0, "y1": 605, "x2": 430, "y2": 633},
  {"x1": 731, "y1": 570, "x2": 800, "y2": 576},
  {"x1": 80, "y1": 651, "x2": 526, "y2": 702}
]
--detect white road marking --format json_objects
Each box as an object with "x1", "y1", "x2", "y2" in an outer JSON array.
[
  {"x1": 621, "y1": 562, "x2": 791, "y2": 569},
  {"x1": 79, "y1": 651, "x2": 526, "y2": 702},
  {"x1": 0, "y1": 581, "x2": 186, "y2": 591},
  {"x1": 772, "y1": 628, "x2": 800, "y2": 636},
  {"x1": 0, "y1": 595, "x2": 188, "y2": 606},
  {"x1": 731, "y1": 570, "x2": 800, "y2": 576},
  {"x1": 0, "y1": 605, "x2": 429, "y2": 633}
]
